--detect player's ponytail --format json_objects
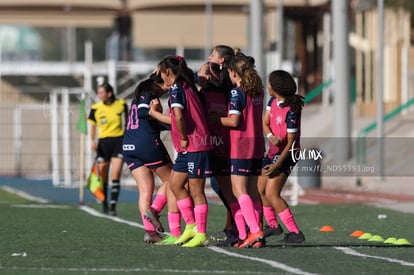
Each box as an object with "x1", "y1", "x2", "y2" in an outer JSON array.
[{"x1": 268, "y1": 70, "x2": 304, "y2": 113}]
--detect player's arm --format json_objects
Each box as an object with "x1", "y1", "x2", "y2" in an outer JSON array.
[
  {"x1": 221, "y1": 88, "x2": 243, "y2": 128},
  {"x1": 149, "y1": 99, "x2": 171, "y2": 125},
  {"x1": 263, "y1": 132, "x2": 297, "y2": 177},
  {"x1": 220, "y1": 114, "x2": 240, "y2": 128},
  {"x1": 263, "y1": 110, "x2": 282, "y2": 145},
  {"x1": 89, "y1": 124, "x2": 97, "y2": 152},
  {"x1": 88, "y1": 108, "x2": 97, "y2": 152},
  {"x1": 123, "y1": 103, "x2": 129, "y2": 131},
  {"x1": 173, "y1": 107, "x2": 188, "y2": 149}
]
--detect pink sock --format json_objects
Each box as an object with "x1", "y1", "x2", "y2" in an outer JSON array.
[
  {"x1": 238, "y1": 194, "x2": 260, "y2": 233},
  {"x1": 194, "y1": 204, "x2": 208, "y2": 233},
  {"x1": 141, "y1": 214, "x2": 155, "y2": 231},
  {"x1": 279, "y1": 208, "x2": 299, "y2": 234},
  {"x1": 176, "y1": 196, "x2": 195, "y2": 225},
  {"x1": 263, "y1": 206, "x2": 279, "y2": 228},
  {"x1": 230, "y1": 202, "x2": 247, "y2": 240},
  {"x1": 253, "y1": 200, "x2": 262, "y2": 225},
  {"x1": 151, "y1": 194, "x2": 167, "y2": 213},
  {"x1": 168, "y1": 212, "x2": 181, "y2": 237}
]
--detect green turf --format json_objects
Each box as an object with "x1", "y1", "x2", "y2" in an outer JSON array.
[{"x1": 1, "y1": 188, "x2": 414, "y2": 275}]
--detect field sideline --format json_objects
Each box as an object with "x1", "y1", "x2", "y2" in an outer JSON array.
[{"x1": 1, "y1": 186, "x2": 414, "y2": 275}]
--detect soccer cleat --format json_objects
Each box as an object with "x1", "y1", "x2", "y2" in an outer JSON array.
[
  {"x1": 144, "y1": 230, "x2": 162, "y2": 244},
  {"x1": 155, "y1": 235, "x2": 179, "y2": 246},
  {"x1": 210, "y1": 230, "x2": 228, "y2": 242},
  {"x1": 216, "y1": 234, "x2": 240, "y2": 247},
  {"x1": 102, "y1": 202, "x2": 109, "y2": 214},
  {"x1": 182, "y1": 233, "x2": 210, "y2": 247},
  {"x1": 252, "y1": 237, "x2": 266, "y2": 248},
  {"x1": 263, "y1": 224, "x2": 283, "y2": 238},
  {"x1": 232, "y1": 238, "x2": 244, "y2": 248},
  {"x1": 210, "y1": 225, "x2": 238, "y2": 242},
  {"x1": 108, "y1": 210, "x2": 117, "y2": 216},
  {"x1": 174, "y1": 223, "x2": 197, "y2": 245},
  {"x1": 238, "y1": 230, "x2": 264, "y2": 248},
  {"x1": 144, "y1": 207, "x2": 165, "y2": 233},
  {"x1": 280, "y1": 231, "x2": 305, "y2": 243}
]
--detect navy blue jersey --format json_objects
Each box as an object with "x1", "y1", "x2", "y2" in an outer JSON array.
[{"x1": 123, "y1": 92, "x2": 167, "y2": 154}]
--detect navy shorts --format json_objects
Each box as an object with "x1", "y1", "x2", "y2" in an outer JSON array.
[
  {"x1": 97, "y1": 137, "x2": 124, "y2": 162},
  {"x1": 173, "y1": 151, "x2": 212, "y2": 178},
  {"x1": 262, "y1": 154, "x2": 296, "y2": 176},
  {"x1": 230, "y1": 158, "x2": 262, "y2": 176},
  {"x1": 123, "y1": 144, "x2": 171, "y2": 171},
  {"x1": 210, "y1": 156, "x2": 230, "y2": 176}
]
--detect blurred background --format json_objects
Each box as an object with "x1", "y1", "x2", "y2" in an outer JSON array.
[{"x1": 1, "y1": 0, "x2": 413, "y2": 196}]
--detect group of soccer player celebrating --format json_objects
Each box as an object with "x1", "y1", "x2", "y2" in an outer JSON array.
[{"x1": 92, "y1": 44, "x2": 305, "y2": 248}]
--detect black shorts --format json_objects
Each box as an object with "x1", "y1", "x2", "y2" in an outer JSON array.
[
  {"x1": 97, "y1": 136, "x2": 124, "y2": 162},
  {"x1": 123, "y1": 143, "x2": 171, "y2": 171},
  {"x1": 210, "y1": 156, "x2": 230, "y2": 176},
  {"x1": 230, "y1": 158, "x2": 262, "y2": 176},
  {"x1": 262, "y1": 154, "x2": 296, "y2": 176},
  {"x1": 173, "y1": 151, "x2": 212, "y2": 178}
]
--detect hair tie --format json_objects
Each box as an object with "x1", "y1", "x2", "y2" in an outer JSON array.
[{"x1": 175, "y1": 55, "x2": 183, "y2": 61}]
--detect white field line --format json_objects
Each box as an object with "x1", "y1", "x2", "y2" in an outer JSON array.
[
  {"x1": 208, "y1": 246, "x2": 318, "y2": 275},
  {"x1": 0, "y1": 266, "x2": 277, "y2": 274},
  {"x1": 0, "y1": 186, "x2": 49, "y2": 203},
  {"x1": 79, "y1": 206, "x2": 317, "y2": 275},
  {"x1": 79, "y1": 205, "x2": 145, "y2": 229},
  {"x1": 11, "y1": 204, "x2": 70, "y2": 209},
  {"x1": 335, "y1": 247, "x2": 414, "y2": 266}
]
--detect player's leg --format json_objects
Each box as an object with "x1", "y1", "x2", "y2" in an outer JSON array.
[{"x1": 265, "y1": 173, "x2": 304, "y2": 243}]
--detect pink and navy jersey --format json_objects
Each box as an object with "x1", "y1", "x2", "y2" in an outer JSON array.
[
  {"x1": 228, "y1": 87, "x2": 265, "y2": 159},
  {"x1": 169, "y1": 81, "x2": 214, "y2": 153},
  {"x1": 267, "y1": 97, "x2": 301, "y2": 158},
  {"x1": 203, "y1": 89, "x2": 230, "y2": 158},
  {"x1": 123, "y1": 93, "x2": 167, "y2": 153}
]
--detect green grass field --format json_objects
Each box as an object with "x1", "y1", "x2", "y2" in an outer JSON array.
[{"x1": 1, "y1": 188, "x2": 414, "y2": 275}]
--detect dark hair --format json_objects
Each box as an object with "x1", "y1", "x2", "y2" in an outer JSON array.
[
  {"x1": 268, "y1": 70, "x2": 304, "y2": 113},
  {"x1": 228, "y1": 52, "x2": 263, "y2": 97},
  {"x1": 213, "y1": 45, "x2": 234, "y2": 68},
  {"x1": 99, "y1": 82, "x2": 116, "y2": 100},
  {"x1": 213, "y1": 45, "x2": 235, "y2": 92},
  {"x1": 158, "y1": 55, "x2": 198, "y2": 92},
  {"x1": 133, "y1": 72, "x2": 165, "y2": 100}
]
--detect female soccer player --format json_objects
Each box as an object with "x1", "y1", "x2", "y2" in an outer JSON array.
[
  {"x1": 220, "y1": 51, "x2": 265, "y2": 248},
  {"x1": 262, "y1": 70, "x2": 305, "y2": 243},
  {"x1": 122, "y1": 73, "x2": 176, "y2": 244},
  {"x1": 197, "y1": 61, "x2": 240, "y2": 246},
  {"x1": 157, "y1": 55, "x2": 214, "y2": 247},
  {"x1": 88, "y1": 82, "x2": 128, "y2": 216}
]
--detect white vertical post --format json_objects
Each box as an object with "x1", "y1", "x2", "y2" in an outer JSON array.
[
  {"x1": 176, "y1": 46, "x2": 184, "y2": 57},
  {"x1": 332, "y1": 0, "x2": 351, "y2": 163},
  {"x1": 204, "y1": 0, "x2": 213, "y2": 60},
  {"x1": 322, "y1": 13, "x2": 331, "y2": 107},
  {"x1": 61, "y1": 89, "x2": 72, "y2": 187},
  {"x1": 108, "y1": 60, "x2": 117, "y2": 93},
  {"x1": 13, "y1": 107, "x2": 22, "y2": 176},
  {"x1": 50, "y1": 91, "x2": 60, "y2": 186},
  {"x1": 250, "y1": 0, "x2": 264, "y2": 76},
  {"x1": 84, "y1": 41, "x2": 93, "y2": 94},
  {"x1": 376, "y1": 0, "x2": 384, "y2": 180},
  {"x1": 84, "y1": 41, "x2": 93, "y2": 173},
  {"x1": 276, "y1": 0, "x2": 283, "y2": 69},
  {"x1": 79, "y1": 92, "x2": 86, "y2": 205}
]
